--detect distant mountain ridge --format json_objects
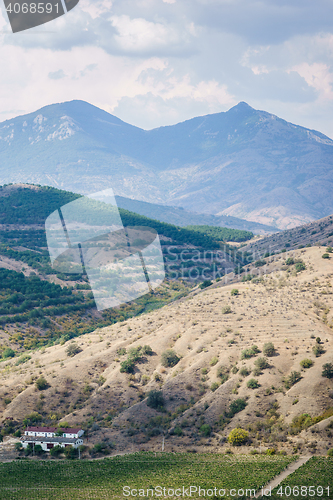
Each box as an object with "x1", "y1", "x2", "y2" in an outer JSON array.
[{"x1": 1, "y1": 100, "x2": 333, "y2": 229}]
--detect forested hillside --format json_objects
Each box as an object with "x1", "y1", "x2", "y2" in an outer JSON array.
[{"x1": 0, "y1": 184, "x2": 252, "y2": 354}]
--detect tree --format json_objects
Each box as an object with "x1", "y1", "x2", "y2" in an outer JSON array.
[
  {"x1": 263, "y1": 342, "x2": 276, "y2": 357},
  {"x1": 66, "y1": 342, "x2": 82, "y2": 357},
  {"x1": 322, "y1": 363, "x2": 333, "y2": 379},
  {"x1": 284, "y1": 371, "x2": 301, "y2": 389},
  {"x1": 228, "y1": 428, "x2": 249, "y2": 446},
  {"x1": 300, "y1": 359, "x2": 313, "y2": 369},
  {"x1": 161, "y1": 349, "x2": 180, "y2": 368},
  {"x1": 200, "y1": 424, "x2": 211, "y2": 437},
  {"x1": 2, "y1": 348, "x2": 15, "y2": 359},
  {"x1": 34, "y1": 444, "x2": 43, "y2": 455},
  {"x1": 199, "y1": 280, "x2": 212, "y2": 289},
  {"x1": 147, "y1": 390, "x2": 165, "y2": 410},
  {"x1": 50, "y1": 445, "x2": 63, "y2": 457},
  {"x1": 254, "y1": 357, "x2": 269, "y2": 370},
  {"x1": 35, "y1": 376, "x2": 48, "y2": 390},
  {"x1": 247, "y1": 378, "x2": 259, "y2": 389}
]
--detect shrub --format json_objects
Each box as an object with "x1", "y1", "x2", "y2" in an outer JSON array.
[
  {"x1": 247, "y1": 378, "x2": 259, "y2": 389},
  {"x1": 322, "y1": 253, "x2": 330, "y2": 259},
  {"x1": 239, "y1": 367, "x2": 250, "y2": 377},
  {"x1": 327, "y1": 247, "x2": 333, "y2": 253},
  {"x1": 254, "y1": 357, "x2": 269, "y2": 370},
  {"x1": 228, "y1": 428, "x2": 249, "y2": 446},
  {"x1": 199, "y1": 280, "x2": 213, "y2": 289},
  {"x1": 15, "y1": 442, "x2": 23, "y2": 452},
  {"x1": 284, "y1": 371, "x2": 301, "y2": 389},
  {"x1": 295, "y1": 261, "x2": 306, "y2": 272},
  {"x1": 200, "y1": 424, "x2": 211, "y2": 437},
  {"x1": 241, "y1": 345, "x2": 260, "y2": 359},
  {"x1": 64, "y1": 446, "x2": 79, "y2": 459},
  {"x1": 263, "y1": 342, "x2": 276, "y2": 357},
  {"x1": 210, "y1": 382, "x2": 219, "y2": 392},
  {"x1": 66, "y1": 342, "x2": 82, "y2": 357},
  {"x1": 285, "y1": 257, "x2": 294, "y2": 265},
  {"x1": 222, "y1": 305, "x2": 232, "y2": 314},
  {"x1": 210, "y1": 356, "x2": 218, "y2": 366},
  {"x1": 23, "y1": 412, "x2": 42, "y2": 426},
  {"x1": 255, "y1": 260, "x2": 266, "y2": 267},
  {"x1": 2, "y1": 348, "x2": 15, "y2": 359},
  {"x1": 231, "y1": 289, "x2": 239, "y2": 296},
  {"x1": 217, "y1": 365, "x2": 229, "y2": 384},
  {"x1": 322, "y1": 363, "x2": 333, "y2": 379},
  {"x1": 141, "y1": 374, "x2": 150, "y2": 385},
  {"x1": 50, "y1": 444, "x2": 63, "y2": 457},
  {"x1": 34, "y1": 444, "x2": 43, "y2": 455},
  {"x1": 147, "y1": 390, "x2": 164, "y2": 410},
  {"x1": 313, "y1": 344, "x2": 325, "y2": 357},
  {"x1": 141, "y1": 345, "x2": 153, "y2": 356},
  {"x1": 35, "y1": 376, "x2": 48, "y2": 391},
  {"x1": 300, "y1": 358, "x2": 314, "y2": 369},
  {"x1": 15, "y1": 354, "x2": 31, "y2": 365},
  {"x1": 225, "y1": 398, "x2": 247, "y2": 418},
  {"x1": 120, "y1": 359, "x2": 135, "y2": 373},
  {"x1": 117, "y1": 347, "x2": 127, "y2": 356},
  {"x1": 327, "y1": 448, "x2": 333, "y2": 457},
  {"x1": 173, "y1": 426, "x2": 183, "y2": 436},
  {"x1": 161, "y1": 349, "x2": 180, "y2": 368}
]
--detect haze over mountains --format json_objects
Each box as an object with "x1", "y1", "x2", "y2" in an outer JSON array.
[{"x1": 1, "y1": 100, "x2": 333, "y2": 230}]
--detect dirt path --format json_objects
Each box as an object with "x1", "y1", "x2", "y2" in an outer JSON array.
[{"x1": 254, "y1": 456, "x2": 312, "y2": 498}]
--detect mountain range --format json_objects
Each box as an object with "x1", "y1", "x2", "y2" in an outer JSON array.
[{"x1": 1, "y1": 100, "x2": 333, "y2": 229}]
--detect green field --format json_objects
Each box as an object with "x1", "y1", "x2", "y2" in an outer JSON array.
[
  {"x1": 271, "y1": 457, "x2": 333, "y2": 500},
  {"x1": 0, "y1": 452, "x2": 296, "y2": 500}
]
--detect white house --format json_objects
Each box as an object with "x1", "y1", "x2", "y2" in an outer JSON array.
[{"x1": 21, "y1": 426, "x2": 84, "y2": 451}]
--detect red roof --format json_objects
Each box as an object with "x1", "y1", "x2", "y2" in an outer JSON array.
[{"x1": 26, "y1": 426, "x2": 56, "y2": 432}]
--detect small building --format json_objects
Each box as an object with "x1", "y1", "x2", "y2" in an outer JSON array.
[{"x1": 21, "y1": 426, "x2": 84, "y2": 451}]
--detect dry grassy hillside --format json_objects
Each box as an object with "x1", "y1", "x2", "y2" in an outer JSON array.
[{"x1": 1, "y1": 246, "x2": 333, "y2": 457}]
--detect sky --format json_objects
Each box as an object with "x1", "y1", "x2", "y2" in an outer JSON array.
[{"x1": 0, "y1": 0, "x2": 333, "y2": 136}]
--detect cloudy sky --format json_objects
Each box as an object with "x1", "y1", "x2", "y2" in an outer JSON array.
[{"x1": 0, "y1": 0, "x2": 333, "y2": 136}]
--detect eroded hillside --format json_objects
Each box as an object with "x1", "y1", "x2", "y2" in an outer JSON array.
[{"x1": 1, "y1": 247, "x2": 333, "y2": 457}]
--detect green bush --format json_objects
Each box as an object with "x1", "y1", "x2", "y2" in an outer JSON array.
[
  {"x1": 284, "y1": 371, "x2": 301, "y2": 389},
  {"x1": 66, "y1": 342, "x2": 82, "y2": 357},
  {"x1": 241, "y1": 345, "x2": 260, "y2": 359},
  {"x1": 217, "y1": 365, "x2": 229, "y2": 384},
  {"x1": 147, "y1": 390, "x2": 165, "y2": 410},
  {"x1": 285, "y1": 257, "x2": 294, "y2": 265},
  {"x1": 34, "y1": 444, "x2": 43, "y2": 455},
  {"x1": 322, "y1": 363, "x2": 333, "y2": 379},
  {"x1": 295, "y1": 261, "x2": 306, "y2": 272},
  {"x1": 322, "y1": 253, "x2": 330, "y2": 259},
  {"x1": 64, "y1": 446, "x2": 79, "y2": 459},
  {"x1": 141, "y1": 345, "x2": 153, "y2": 356},
  {"x1": 225, "y1": 398, "x2": 247, "y2": 418},
  {"x1": 200, "y1": 424, "x2": 211, "y2": 437},
  {"x1": 231, "y1": 289, "x2": 239, "y2": 296},
  {"x1": 50, "y1": 445, "x2": 64, "y2": 457},
  {"x1": 247, "y1": 378, "x2": 259, "y2": 389},
  {"x1": 173, "y1": 426, "x2": 183, "y2": 436},
  {"x1": 117, "y1": 348, "x2": 127, "y2": 356},
  {"x1": 228, "y1": 428, "x2": 249, "y2": 446},
  {"x1": 255, "y1": 260, "x2": 266, "y2": 267},
  {"x1": 313, "y1": 344, "x2": 325, "y2": 357},
  {"x1": 210, "y1": 356, "x2": 218, "y2": 366},
  {"x1": 2, "y1": 348, "x2": 15, "y2": 359},
  {"x1": 263, "y1": 342, "x2": 276, "y2": 357},
  {"x1": 120, "y1": 359, "x2": 135, "y2": 373},
  {"x1": 35, "y1": 376, "x2": 48, "y2": 391},
  {"x1": 210, "y1": 382, "x2": 219, "y2": 392},
  {"x1": 161, "y1": 349, "x2": 180, "y2": 368},
  {"x1": 199, "y1": 280, "x2": 213, "y2": 289},
  {"x1": 300, "y1": 358, "x2": 314, "y2": 369},
  {"x1": 239, "y1": 367, "x2": 250, "y2": 377},
  {"x1": 254, "y1": 357, "x2": 269, "y2": 370},
  {"x1": 327, "y1": 448, "x2": 333, "y2": 457}
]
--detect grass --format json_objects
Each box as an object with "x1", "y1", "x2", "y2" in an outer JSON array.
[{"x1": 0, "y1": 453, "x2": 296, "y2": 500}]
